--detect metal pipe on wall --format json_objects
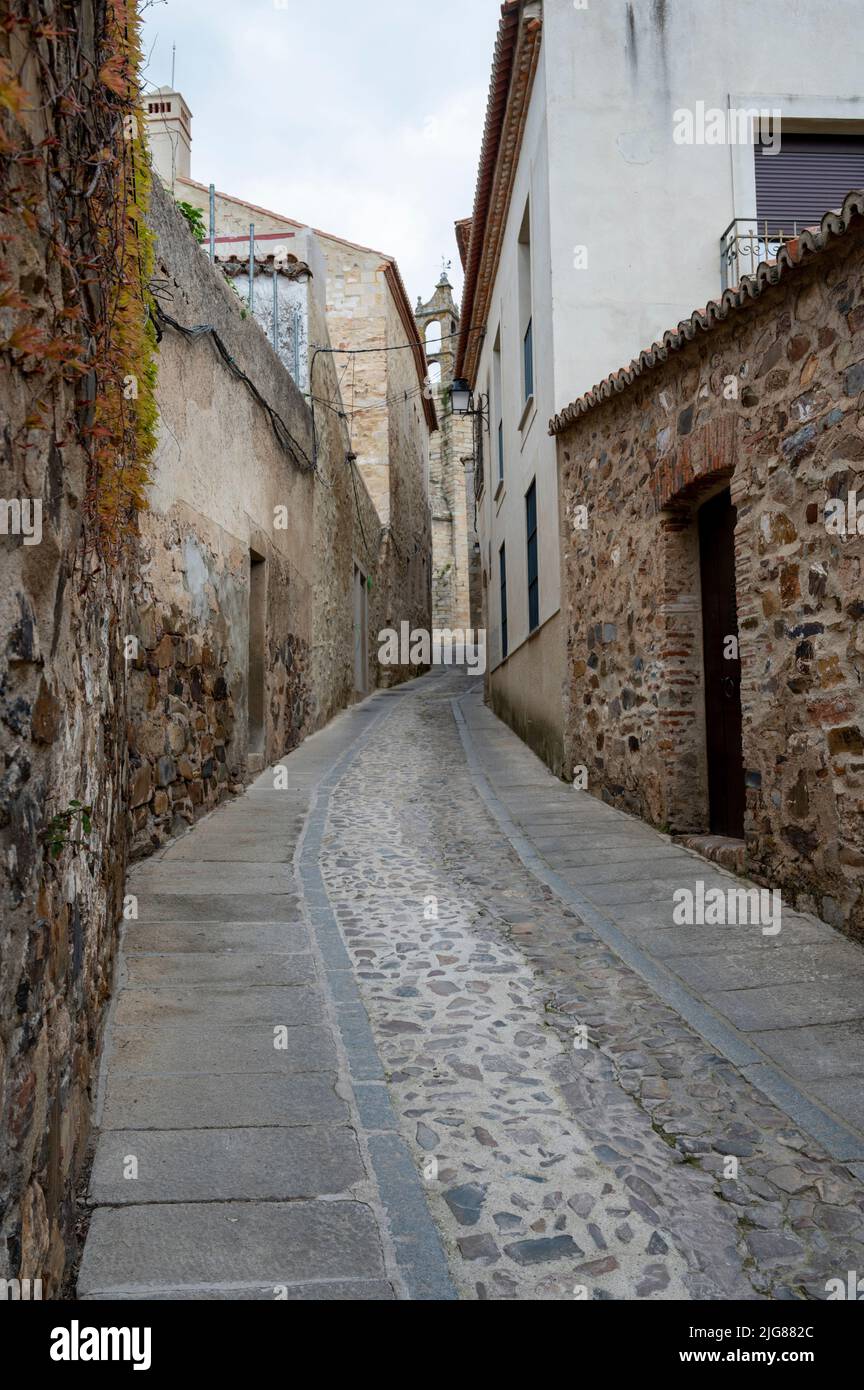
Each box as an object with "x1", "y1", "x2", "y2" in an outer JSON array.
[
  {"x1": 248, "y1": 224, "x2": 255, "y2": 308},
  {"x1": 209, "y1": 183, "x2": 215, "y2": 261}
]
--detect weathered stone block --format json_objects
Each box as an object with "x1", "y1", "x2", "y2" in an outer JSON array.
[
  {"x1": 129, "y1": 763, "x2": 152, "y2": 809},
  {"x1": 156, "y1": 756, "x2": 177, "y2": 787}
]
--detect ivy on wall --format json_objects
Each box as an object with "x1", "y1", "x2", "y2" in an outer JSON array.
[{"x1": 0, "y1": 0, "x2": 157, "y2": 563}]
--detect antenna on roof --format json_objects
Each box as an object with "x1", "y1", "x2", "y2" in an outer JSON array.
[{"x1": 171, "y1": 42, "x2": 176, "y2": 89}]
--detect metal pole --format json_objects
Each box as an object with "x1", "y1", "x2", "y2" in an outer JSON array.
[
  {"x1": 248, "y1": 224, "x2": 255, "y2": 309},
  {"x1": 208, "y1": 183, "x2": 215, "y2": 262},
  {"x1": 292, "y1": 305, "x2": 301, "y2": 384},
  {"x1": 271, "y1": 267, "x2": 278, "y2": 351}
]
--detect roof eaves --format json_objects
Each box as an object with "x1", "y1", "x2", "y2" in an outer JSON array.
[
  {"x1": 455, "y1": 1, "x2": 523, "y2": 380},
  {"x1": 382, "y1": 260, "x2": 438, "y2": 434},
  {"x1": 176, "y1": 175, "x2": 397, "y2": 261}
]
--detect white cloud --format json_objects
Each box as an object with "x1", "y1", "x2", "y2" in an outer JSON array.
[{"x1": 141, "y1": 0, "x2": 500, "y2": 304}]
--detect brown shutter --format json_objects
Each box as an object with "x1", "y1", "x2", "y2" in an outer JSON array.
[{"x1": 754, "y1": 135, "x2": 864, "y2": 236}]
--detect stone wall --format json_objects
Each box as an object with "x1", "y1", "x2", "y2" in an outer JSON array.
[
  {"x1": 133, "y1": 182, "x2": 429, "y2": 859},
  {"x1": 128, "y1": 181, "x2": 320, "y2": 857},
  {"x1": 0, "y1": 146, "x2": 430, "y2": 1293},
  {"x1": 305, "y1": 243, "x2": 391, "y2": 707},
  {"x1": 555, "y1": 210, "x2": 864, "y2": 939},
  {"x1": 1, "y1": 52, "x2": 436, "y2": 1292},
  {"x1": 380, "y1": 287, "x2": 432, "y2": 653},
  {"x1": 168, "y1": 177, "x2": 433, "y2": 683},
  {"x1": 318, "y1": 237, "x2": 392, "y2": 522},
  {"x1": 0, "y1": 1, "x2": 143, "y2": 1293}
]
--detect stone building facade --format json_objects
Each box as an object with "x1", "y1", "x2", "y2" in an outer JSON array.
[
  {"x1": 458, "y1": 0, "x2": 864, "y2": 782},
  {"x1": 552, "y1": 193, "x2": 864, "y2": 940},
  {"x1": 128, "y1": 180, "x2": 421, "y2": 860},
  {"x1": 415, "y1": 273, "x2": 481, "y2": 630},
  {"x1": 128, "y1": 185, "x2": 316, "y2": 857},
  {"x1": 155, "y1": 121, "x2": 436, "y2": 659}
]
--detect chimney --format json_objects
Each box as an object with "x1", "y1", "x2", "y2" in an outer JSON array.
[{"x1": 144, "y1": 87, "x2": 192, "y2": 189}]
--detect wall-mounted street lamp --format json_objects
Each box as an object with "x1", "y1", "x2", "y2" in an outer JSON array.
[
  {"x1": 449, "y1": 378, "x2": 489, "y2": 504},
  {"x1": 449, "y1": 377, "x2": 474, "y2": 415},
  {"x1": 449, "y1": 378, "x2": 488, "y2": 427}
]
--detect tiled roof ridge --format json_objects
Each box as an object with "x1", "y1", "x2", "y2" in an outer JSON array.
[
  {"x1": 549, "y1": 188, "x2": 864, "y2": 435},
  {"x1": 176, "y1": 175, "x2": 395, "y2": 260}
]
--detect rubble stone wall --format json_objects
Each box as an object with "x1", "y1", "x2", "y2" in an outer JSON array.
[
  {"x1": 556, "y1": 217, "x2": 864, "y2": 938},
  {"x1": 380, "y1": 288, "x2": 432, "y2": 657},
  {"x1": 0, "y1": 1, "x2": 139, "y2": 1293}
]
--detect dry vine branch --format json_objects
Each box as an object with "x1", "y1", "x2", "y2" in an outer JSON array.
[{"x1": 0, "y1": 0, "x2": 157, "y2": 569}]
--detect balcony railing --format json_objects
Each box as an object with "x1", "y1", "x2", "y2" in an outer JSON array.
[{"x1": 720, "y1": 219, "x2": 803, "y2": 293}]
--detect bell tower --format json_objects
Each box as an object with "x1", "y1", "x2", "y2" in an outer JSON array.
[{"x1": 415, "y1": 269, "x2": 480, "y2": 631}]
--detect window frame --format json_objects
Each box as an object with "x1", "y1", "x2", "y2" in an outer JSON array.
[
  {"x1": 525, "y1": 478, "x2": 539, "y2": 634},
  {"x1": 518, "y1": 199, "x2": 534, "y2": 406},
  {"x1": 492, "y1": 327, "x2": 504, "y2": 486},
  {"x1": 499, "y1": 542, "x2": 508, "y2": 660}
]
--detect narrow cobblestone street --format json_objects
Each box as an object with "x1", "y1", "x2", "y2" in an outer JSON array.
[
  {"x1": 8, "y1": 0, "x2": 864, "y2": 1349},
  {"x1": 77, "y1": 668, "x2": 864, "y2": 1301}
]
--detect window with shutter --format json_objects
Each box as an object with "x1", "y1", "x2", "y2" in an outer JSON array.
[{"x1": 755, "y1": 134, "x2": 864, "y2": 237}]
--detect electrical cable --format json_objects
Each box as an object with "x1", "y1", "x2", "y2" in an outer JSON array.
[
  {"x1": 314, "y1": 323, "x2": 485, "y2": 358},
  {"x1": 150, "y1": 301, "x2": 317, "y2": 475}
]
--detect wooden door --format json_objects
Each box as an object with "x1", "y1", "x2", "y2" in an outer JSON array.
[{"x1": 698, "y1": 489, "x2": 745, "y2": 837}]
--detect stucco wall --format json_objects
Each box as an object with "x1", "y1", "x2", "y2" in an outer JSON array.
[
  {"x1": 488, "y1": 608, "x2": 566, "y2": 775},
  {"x1": 170, "y1": 177, "x2": 433, "y2": 667},
  {"x1": 475, "y1": 40, "x2": 559, "y2": 672},
  {"x1": 556, "y1": 216, "x2": 864, "y2": 938},
  {"x1": 543, "y1": 0, "x2": 864, "y2": 408}
]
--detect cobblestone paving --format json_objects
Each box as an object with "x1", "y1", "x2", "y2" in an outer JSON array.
[{"x1": 319, "y1": 671, "x2": 864, "y2": 1300}]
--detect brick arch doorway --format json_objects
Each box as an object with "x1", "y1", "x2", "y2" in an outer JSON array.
[
  {"x1": 653, "y1": 415, "x2": 745, "y2": 839},
  {"x1": 697, "y1": 488, "x2": 745, "y2": 838}
]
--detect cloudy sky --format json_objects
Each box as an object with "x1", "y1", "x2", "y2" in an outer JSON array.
[{"x1": 140, "y1": 0, "x2": 502, "y2": 306}]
